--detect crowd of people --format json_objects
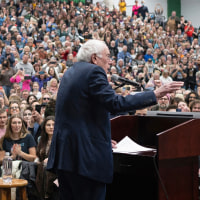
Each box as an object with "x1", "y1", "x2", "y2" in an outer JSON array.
[{"x1": 0, "y1": 0, "x2": 199, "y2": 199}]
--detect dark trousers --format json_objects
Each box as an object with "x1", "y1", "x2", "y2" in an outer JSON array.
[{"x1": 57, "y1": 170, "x2": 106, "y2": 200}]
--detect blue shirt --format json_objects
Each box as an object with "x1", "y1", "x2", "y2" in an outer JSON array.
[
  {"x1": 117, "y1": 51, "x2": 132, "y2": 65},
  {"x1": 31, "y1": 76, "x2": 52, "y2": 91}
]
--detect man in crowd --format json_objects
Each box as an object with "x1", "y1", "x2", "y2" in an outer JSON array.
[{"x1": 15, "y1": 54, "x2": 35, "y2": 76}]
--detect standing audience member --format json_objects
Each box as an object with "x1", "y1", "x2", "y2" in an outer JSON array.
[
  {"x1": 118, "y1": 0, "x2": 126, "y2": 16},
  {"x1": 138, "y1": 0, "x2": 149, "y2": 20},
  {"x1": 132, "y1": 0, "x2": 140, "y2": 17}
]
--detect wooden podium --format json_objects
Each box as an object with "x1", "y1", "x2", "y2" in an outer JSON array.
[{"x1": 106, "y1": 115, "x2": 200, "y2": 200}]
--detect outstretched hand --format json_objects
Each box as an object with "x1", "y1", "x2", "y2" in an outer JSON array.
[{"x1": 154, "y1": 81, "x2": 184, "y2": 99}]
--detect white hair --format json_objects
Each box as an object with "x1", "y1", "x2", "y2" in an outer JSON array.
[{"x1": 77, "y1": 40, "x2": 107, "y2": 62}]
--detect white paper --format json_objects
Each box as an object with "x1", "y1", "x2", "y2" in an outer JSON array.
[{"x1": 113, "y1": 136, "x2": 155, "y2": 153}]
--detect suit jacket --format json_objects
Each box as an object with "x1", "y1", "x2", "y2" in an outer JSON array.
[{"x1": 47, "y1": 62, "x2": 157, "y2": 183}]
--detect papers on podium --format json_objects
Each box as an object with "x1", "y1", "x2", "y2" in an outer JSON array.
[{"x1": 112, "y1": 136, "x2": 155, "y2": 154}]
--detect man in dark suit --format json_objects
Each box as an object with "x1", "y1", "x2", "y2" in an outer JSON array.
[{"x1": 47, "y1": 40, "x2": 183, "y2": 200}]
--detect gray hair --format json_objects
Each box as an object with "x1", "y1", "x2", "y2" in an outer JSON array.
[
  {"x1": 77, "y1": 39, "x2": 106, "y2": 62},
  {"x1": 196, "y1": 71, "x2": 200, "y2": 78}
]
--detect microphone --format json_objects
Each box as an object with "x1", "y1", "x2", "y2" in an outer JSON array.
[{"x1": 111, "y1": 74, "x2": 141, "y2": 87}]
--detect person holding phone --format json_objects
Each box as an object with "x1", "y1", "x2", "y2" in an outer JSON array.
[
  {"x1": 0, "y1": 59, "x2": 16, "y2": 97},
  {"x1": 10, "y1": 68, "x2": 32, "y2": 92},
  {"x1": 31, "y1": 70, "x2": 52, "y2": 91}
]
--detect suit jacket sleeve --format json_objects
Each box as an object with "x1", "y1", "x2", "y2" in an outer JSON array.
[{"x1": 88, "y1": 66, "x2": 157, "y2": 113}]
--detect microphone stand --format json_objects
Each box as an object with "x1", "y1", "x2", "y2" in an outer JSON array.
[
  {"x1": 113, "y1": 82, "x2": 126, "y2": 90},
  {"x1": 113, "y1": 81, "x2": 144, "y2": 91}
]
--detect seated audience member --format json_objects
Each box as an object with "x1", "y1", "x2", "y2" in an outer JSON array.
[
  {"x1": 47, "y1": 78, "x2": 59, "y2": 96},
  {"x1": 29, "y1": 98, "x2": 56, "y2": 144},
  {"x1": 48, "y1": 66, "x2": 59, "y2": 81},
  {"x1": 0, "y1": 88, "x2": 9, "y2": 107},
  {"x1": 134, "y1": 108, "x2": 147, "y2": 116},
  {"x1": 189, "y1": 99, "x2": 200, "y2": 112},
  {"x1": 177, "y1": 100, "x2": 190, "y2": 112},
  {"x1": 0, "y1": 108, "x2": 8, "y2": 139},
  {"x1": 166, "y1": 104, "x2": 178, "y2": 112},
  {"x1": 30, "y1": 82, "x2": 42, "y2": 100},
  {"x1": 40, "y1": 93, "x2": 52, "y2": 105},
  {"x1": 20, "y1": 99, "x2": 28, "y2": 113},
  {"x1": 145, "y1": 71, "x2": 162, "y2": 89},
  {"x1": 160, "y1": 69, "x2": 173, "y2": 85},
  {"x1": 21, "y1": 89, "x2": 30, "y2": 101},
  {"x1": 35, "y1": 116, "x2": 59, "y2": 200},
  {"x1": 185, "y1": 91, "x2": 199, "y2": 106},
  {"x1": 0, "y1": 114, "x2": 36, "y2": 161},
  {"x1": 22, "y1": 107, "x2": 33, "y2": 129},
  {"x1": 27, "y1": 94, "x2": 37, "y2": 106},
  {"x1": 8, "y1": 101, "x2": 21, "y2": 116},
  {"x1": 151, "y1": 94, "x2": 170, "y2": 111}
]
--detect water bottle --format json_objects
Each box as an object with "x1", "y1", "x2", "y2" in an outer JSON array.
[{"x1": 2, "y1": 152, "x2": 12, "y2": 184}]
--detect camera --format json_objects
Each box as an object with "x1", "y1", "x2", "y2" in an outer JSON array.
[
  {"x1": 24, "y1": 75, "x2": 31, "y2": 80},
  {"x1": 50, "y1": 62, "x2": 56, "y2": 65}
]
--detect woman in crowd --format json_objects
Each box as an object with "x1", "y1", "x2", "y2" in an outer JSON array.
[
  {"x1": 27, "y1": 94, "x2": 37, "y2": 106},
  {"x1": 0, "y1": 114, "x2": 36, "y2": 161},
  {"x1": 8, "y1": 100, "x2": 21, "y2": 116},
  {"x1": 47, "y1": 78, "x2": 59, "y2": 96},
  {"x1": 30, "y1": 81, "x2": 42, "y2": 100},
  {"x1": 132, "y1": 0, "x2": 140, "y2": 17},
  {"x1": 35, "y1": 116, "x2": 59, "y2": 200},
  {"x1": 48, "y1": 67, "x2": 59, "y2": 81},
  {"x1": 185, "y1": 91, "x2": 199, "y2": 106},
  {"x1": 189, "y1": 99, "x2": 200, "y2": 112},
  {"x1": 22, "y1": 106, "x2": 32, "y2": 129}
]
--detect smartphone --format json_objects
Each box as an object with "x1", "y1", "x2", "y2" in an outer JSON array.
[
  {"x1": 24, "y1": 76, "x2": 31, "y2": 80},
  {"x1": 176, "y1": 108, "x2": 182, "y2": 112},
  {"x1": 43, "y1": 82, "x2": 47, "y2": 89},
  {"x1": 35, "y1": 104, "x2": 42, "y2": 114}
]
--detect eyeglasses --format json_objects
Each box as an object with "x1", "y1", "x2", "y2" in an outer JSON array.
[
  {"x1": 10, "y1": 106, "x2": 19, "y2": 110},
  {"x1": 43, "y1": 98, "x2": 50, "y2": 100},
  {"x1": 23, "y1": 113, "x2": 32, "y2": 116},
  {"x1": 158, "y1": 98, "x2": 168, "y2": 101}
]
